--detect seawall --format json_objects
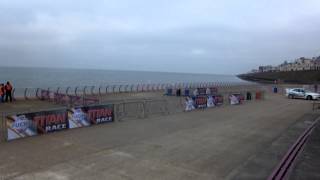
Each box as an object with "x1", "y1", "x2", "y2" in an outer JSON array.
[{"x1": 238, "y1": 70, "x2": 320, "y2": 84}]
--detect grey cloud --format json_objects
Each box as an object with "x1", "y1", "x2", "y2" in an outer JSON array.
[{"x1": 0, "y1": 0, "x2": 320, "y2": 74}]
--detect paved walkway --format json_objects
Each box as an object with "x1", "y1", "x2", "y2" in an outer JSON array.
[
  {"x1": 289, "y1": 116, "x2": 320, "y2": 180},
  {"x1": 0, "y1": 94, "x2": 317, "y2": 180}
]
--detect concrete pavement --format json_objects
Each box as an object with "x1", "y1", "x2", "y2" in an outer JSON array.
[{"x1": 0, "y1": 94, "x2": 318, "y2": 180}]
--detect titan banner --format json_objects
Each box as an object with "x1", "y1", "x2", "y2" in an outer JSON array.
[
  {"x1": 229, "y1": 93, "x2": 245, "y2": 105},
  {"x1": 6, "y1": 109, "x2": 68, "y2": 141},
  {"x1": 194, "y1": 96, "x2": 207, "y2": 108},
  {"x1": 68, "y1": 104, "x2": 114, "y2": 129},
  {"x1": 186, "y1": 95, "x2": 224, "y2": 111}
]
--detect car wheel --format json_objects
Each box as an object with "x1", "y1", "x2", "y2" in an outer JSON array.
[
  {"x1": 307, "y1": 96, "x2": 313, "y2": 100},
  {"x1": 288, "y1": 94, "x2": 293, "y2": 99}
]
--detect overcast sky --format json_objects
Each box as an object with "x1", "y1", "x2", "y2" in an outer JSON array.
[{"x1": 1, "y1": 0, "x2": 320, "y2": 74}]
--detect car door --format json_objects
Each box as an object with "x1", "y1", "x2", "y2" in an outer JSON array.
[
  {"x1": 291, "y1": 89, "x2": 299, "y2": 98},
  {"x1": 299, "y1": 89, "x2": 306, "y2": 98},
  {"x1": 296, "y1": 89, "x2": 305, "y2": 98}
]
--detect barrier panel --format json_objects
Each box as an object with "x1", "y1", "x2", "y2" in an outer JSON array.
[
  {"x1": 144, "y1": 100, "x2": 169, "y2": 117},
  {"x1": 5, "y1": 104, "x2": 114, "y2": 141},
  {"x1": 165, "y1": 88, "x2": 173, "y2": 96},
  {"x1": 229, "y1": 93, "x2": 245, "y2": 105},
  {"x1": 68, "y1": 104, "x2": 114, "y2": 129},
  {"x1": 194, "y1": 96, "x2": 207, "y2": 108},
  {"x1": 213, "y1": 95, "x2": 224, "y2": 106},
  {"x1": 198, "y1": 88, "x2": 207, "y2": 95},
  {"x1": 183, "y1": 89, "x2": 190, "y2": 96},
  {"x1": 115, "y1": 101, "x2": 145, "y2": 121},
  {"x1": 6, "y1": 108, "x2": 69, "y2": 141},
  {"x1": 255, "y1": 91, "x2": 262, "y2": 100},
  {"x1": 185, "y1": 94, "x2": 224, "y2": 111}
]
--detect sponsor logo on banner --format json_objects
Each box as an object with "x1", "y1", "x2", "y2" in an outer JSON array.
[
  {"x1": 213, "y1": 95, "x2": 224, "y2": 105},
  {"x1": 198, "y1": 88, "x2": 207, "y2": 95},
  {"x1": 184, "y1": 97, "x2": 195, "y2": 111},
  {"x1": 68, "y1": 108, "x2": 91, "y2": 129},
  {"x1": 87, "y1": 106, "x2": 113, "y2": 124},
  {"x1": 207, "y1": 96, "x2": 215, "y2": 107},
  {"x1": 229, "y1": 93, "x2": 244, "y2": 105},
  {"x1": 6, "y1": 109, "x2": 68, "y2": 141},
  {"x1": 206, "y1": 95, "x2": 224, "y2": 108},
  {"x1": 195, "y1": 96, "x2": 207, "y2": 108},
  {"x1": 68, "y1": 105, "x2": 114, "y2": 129},
  {"x1": 34, "y1": 112, "x2": 68, "y2": 133}
]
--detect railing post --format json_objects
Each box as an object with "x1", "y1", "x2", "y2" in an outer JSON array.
[
  {"x1": 36, "y1": 88, "x2": 40, "y2": 99},
  {"x1": 24, "y1": 88, "x2": 28, "y2": 100},
  {"x1": 111, "y1": 85, "x2": 115, "y2": 93},
  {"x1": 118, "y1": 85, "x2": 122, "y2": 93},
  {"x1": 56, "y1": 87, "x2": 60, "y2": 94},
  {"x1": 12, "y1": 88, "x2": 16, "y2": 101},
  {"x1": 98, "y1": 86, "x2": 102, "y2": 96},
  {"x1": 66, "y1": 87, "x2": 71, "y2": 95},
  {"x1": 83, "y1": 86, "x2": 87, "y2": 96},
  {"x1": 125, "y1": 85, "x2": 129, "y2": 92},
  {"x1": 91, "y1": 86, "x2": 95, "y2": 95},
  {"x1": 75, "y1": 86, "x2": 79, "y2": 96}
]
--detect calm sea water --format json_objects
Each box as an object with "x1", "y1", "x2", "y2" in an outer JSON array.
[{"x1": 0, "y1": 67, "x2": 245, "y2": 89}]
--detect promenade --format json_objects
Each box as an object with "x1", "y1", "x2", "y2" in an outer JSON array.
[{"x1": 0, "y1": 93, "x2": 318, "y2": 180}]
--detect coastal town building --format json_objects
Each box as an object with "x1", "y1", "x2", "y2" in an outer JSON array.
[
  {"x1": 259, "y1": 65, "x2": 273, "y2": 72},
  {"x1": 252, "y1": 56, "x2": 320, "y2": 73},
  {"x1": 313, "y1": 57, "x2": 320, "y2": 70},
  {"x1": 250, "y1": 69, "x2": 259, "y2": 73}
]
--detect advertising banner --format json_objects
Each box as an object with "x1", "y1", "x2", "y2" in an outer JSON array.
[
  {"x1": 6, "y1": 109, "x2": 68, "y2": 141},
  {"x1": 213, "y1": 95, "x2": 224, "y2": 105},
  {"x1": 186, "y1": 95, "x2": 224, "y2": 111},
  {"x1": 195, "y1": 96, "x2": 207, "y2": 108},
  {"x1": 68, "y1": 104, "x2": 114, "y2": 129},
  {"x1": 210, "y1": 87, "x2": 218, "y2": 94},
  {"x1": 207, "y1": 95, "x2": 224, "y2": 107},
  {"x1": 198, "y1": 88, "x2": 207, "y2": 95},
  {"x1": 184, "y1": 97, "x2": 195, "y2": 111},
  {"x1": 229, "y1": 93, "x2": 245, "y2": 105}
]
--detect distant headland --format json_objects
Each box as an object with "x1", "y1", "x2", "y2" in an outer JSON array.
[{"x1": 238, "y1": 56, "x2": 320, "y2": 84}]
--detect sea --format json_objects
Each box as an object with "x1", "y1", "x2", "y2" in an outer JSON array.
[{"x1": 0, "y1": 66, "x2": 246, "y2": 90}]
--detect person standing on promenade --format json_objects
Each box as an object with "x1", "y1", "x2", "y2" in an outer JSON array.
[
  {"x1": 5, "y1": 81, "x2": 13, "y2": 102},
  {"x1": 0, "y1": 84, "x2": 4, "y2": 103}
]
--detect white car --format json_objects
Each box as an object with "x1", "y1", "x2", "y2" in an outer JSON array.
[{"x1": 286, "y1": 88, "x2": 320, "y2": 100}]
